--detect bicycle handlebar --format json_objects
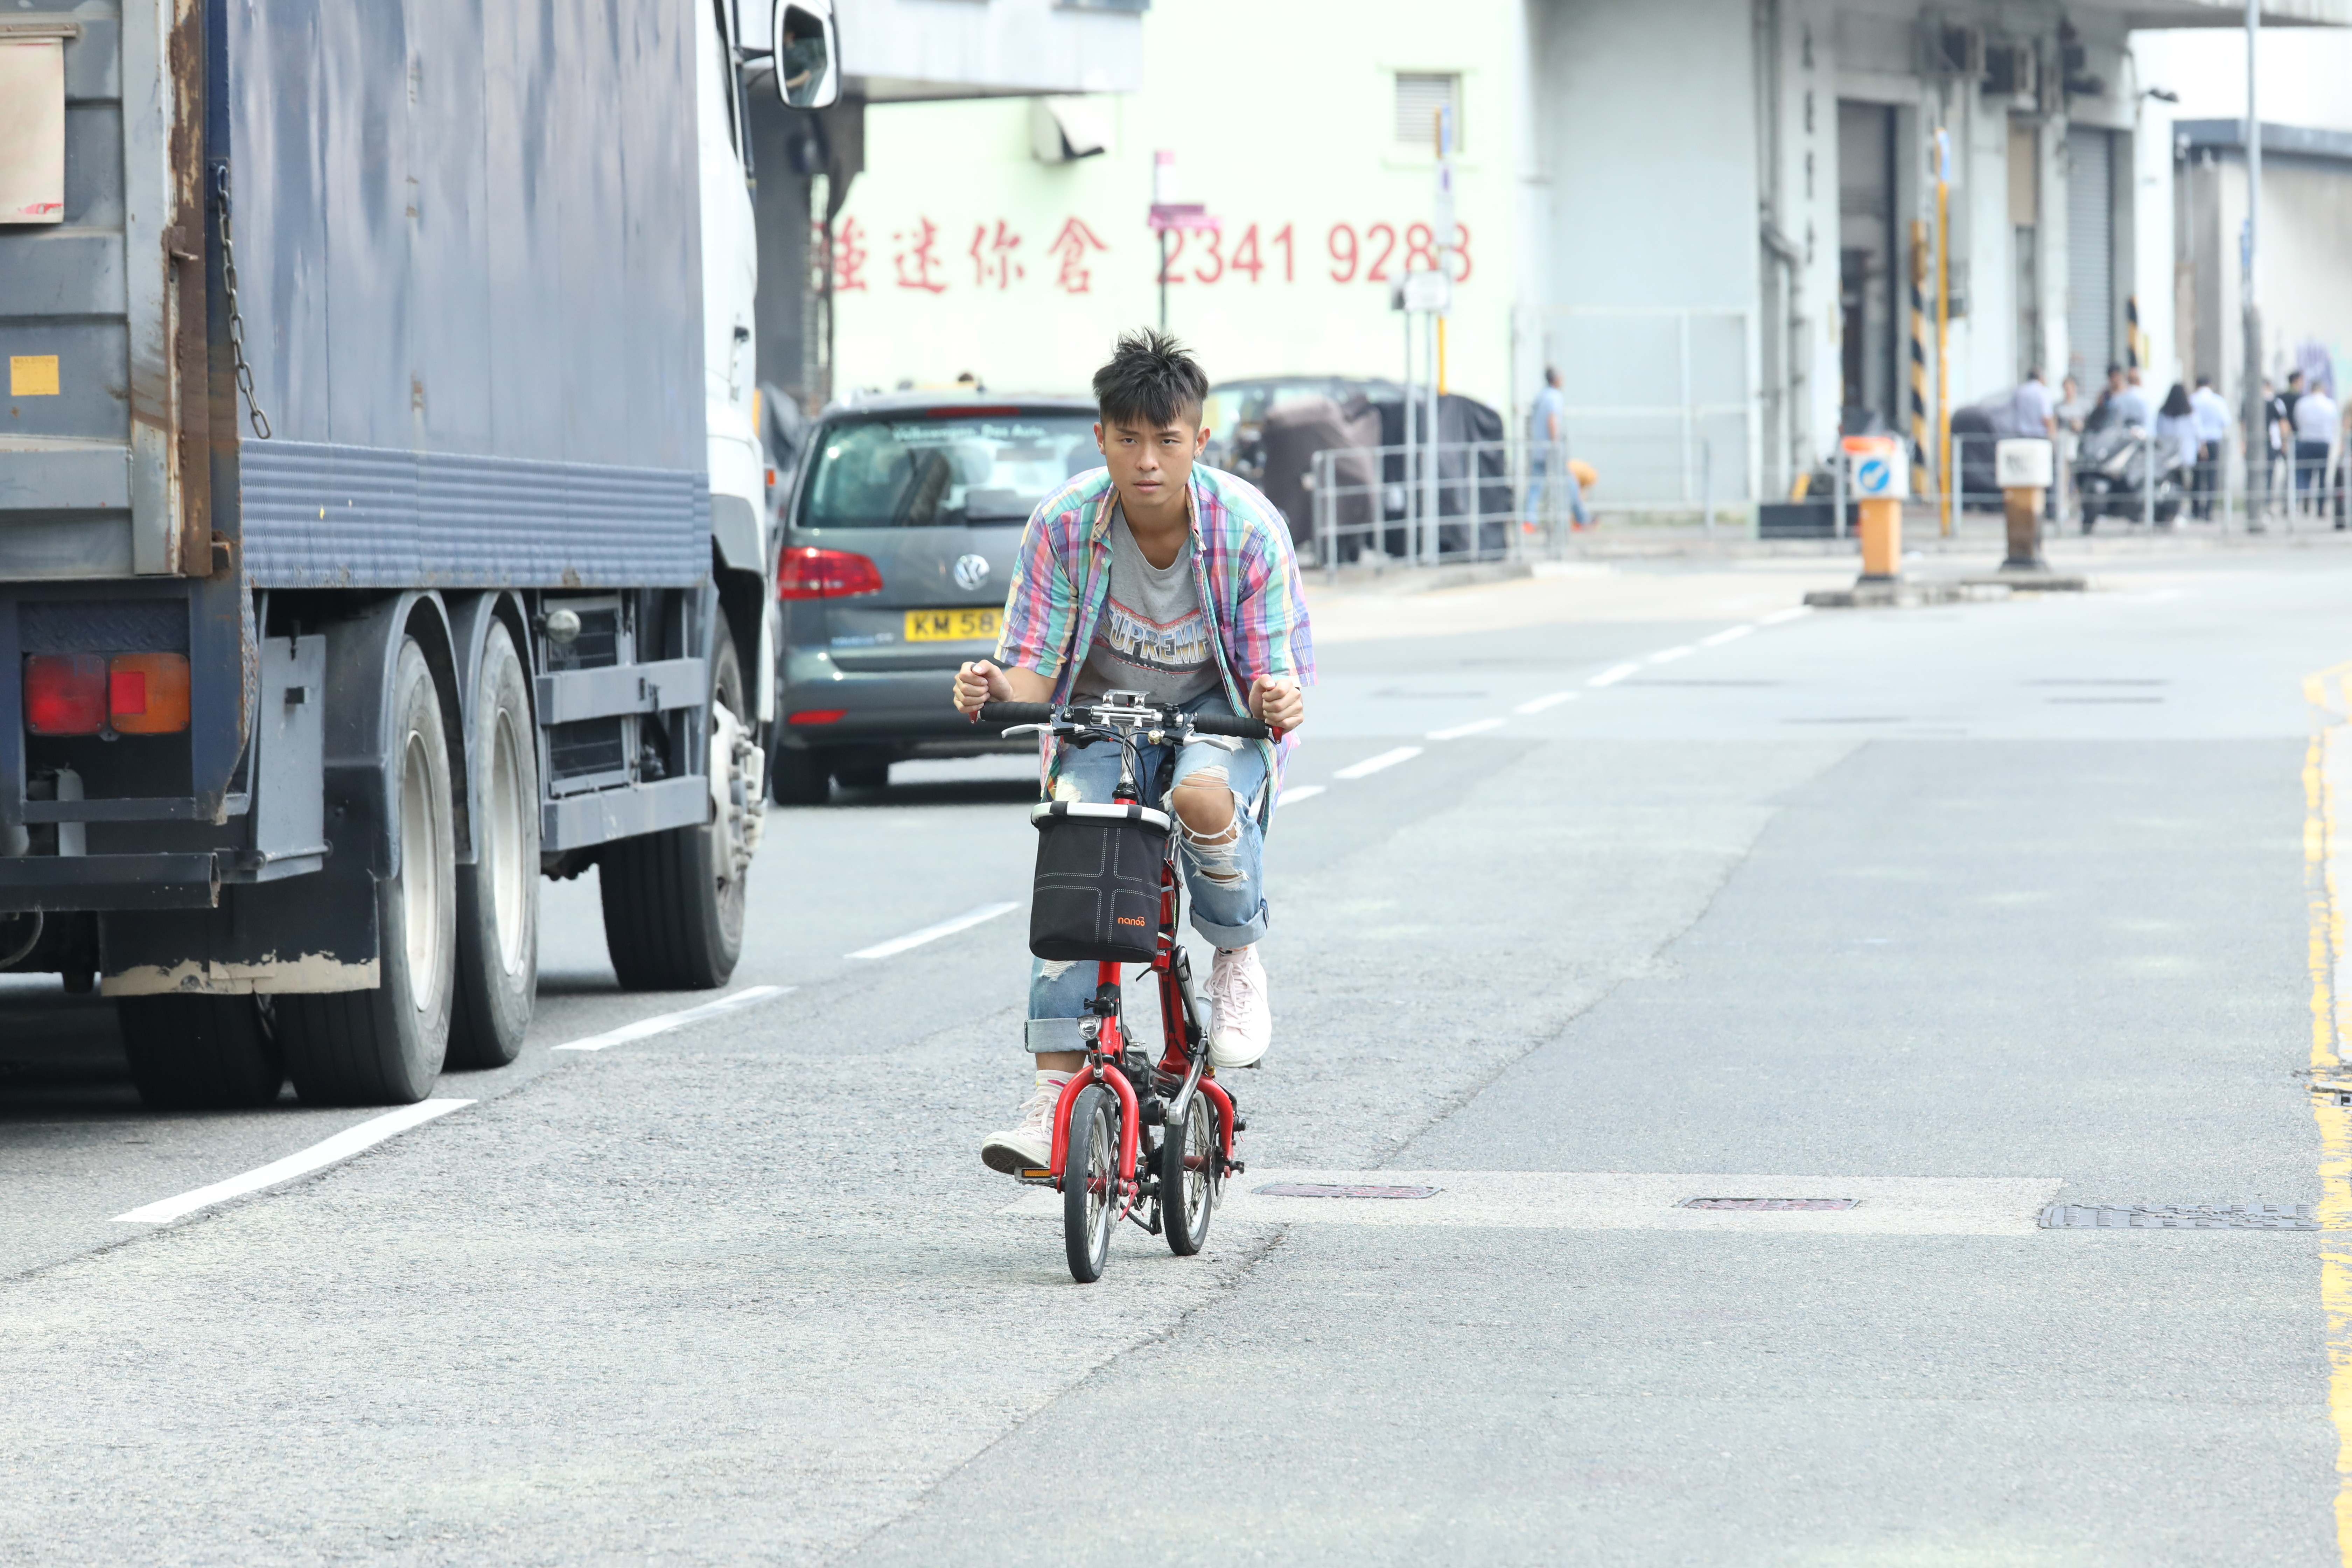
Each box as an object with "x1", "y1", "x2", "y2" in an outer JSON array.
[
  {"x1": 977, "y1": 700, "x2": 1272, "y2": 742},
  {"x1": 978, "y1": 701, "x2": 1056, "y2": 725}
]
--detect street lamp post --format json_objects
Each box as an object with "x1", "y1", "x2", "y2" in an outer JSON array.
[
  {"x1": 1935, "y1": 128, "x2": 1953, "y2": 537},
  {"x1": 1147, "y1": 150, "x2": 1217, "y2": 337},
  {"x1": 2243, "y1": 0, "x2": 2266, "y2": 530}
]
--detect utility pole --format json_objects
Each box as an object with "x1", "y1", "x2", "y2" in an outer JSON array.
[
  {"x1": 1936, "y1": 127, "x2": 1953, "y2": 536},
  {"x1": 2242, "y1": 0, "x2": 2266, "y2": 529},
  {"x1": 1154, "y1": 151, "x2": 1174, "y2": 334},
  {"x1": 1147, "y1": 151, "x2": 1214, "y2": 337}
]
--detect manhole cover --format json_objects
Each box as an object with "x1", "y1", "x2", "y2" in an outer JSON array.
[
  {"x1": 2039, "y1": 1203, "x2": 2318, "y2": 1230},
  {"x1": 1253, "y1": 1183, "x2": 1441, "y2": 1200},
  {"x1": 1678, "y1": 1197, "x2": 1858, "y2": 1211}
]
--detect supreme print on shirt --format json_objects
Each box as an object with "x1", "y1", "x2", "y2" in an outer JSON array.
[{"x1": 1069, "y1": 507, "x2": 1221, "y2": 709}]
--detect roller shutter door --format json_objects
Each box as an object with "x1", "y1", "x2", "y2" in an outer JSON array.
[{"x1": 2067, "y1": 128, "x2": 2114, "y2": 381}]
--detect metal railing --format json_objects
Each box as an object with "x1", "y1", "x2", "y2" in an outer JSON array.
[
  {"x1": 1511, "y1": 304, "x2": 1759, "y2": 507},
  {"x1": 1307, "y1": 439, "x2": 1524, "y2": 569},
  {"x1": 1301, "y1": 428, "x2": 2351, "y2": 563}
]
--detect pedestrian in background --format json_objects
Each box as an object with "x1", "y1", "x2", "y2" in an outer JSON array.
[
  {"x1": 2155, "y1": 384, "x2": 2199, "y2": 529},
  {"x1": 2057, "y1": 373, "x2": 2092, "y2": 525},
  {"x1": 2189, "y1": 374, "x2": 2230, "y2": 521},
  {"x1": 1524, "y1": 366, "x2": 1587, "y2": 534},
  {"x1": 2010, "y1": 367, "x2": 2057, "y2": 440},
  {"x1": 2114, "y1": 365, "x2": 2153, "y2": 428},
  {"x1": 2090, "y1": 363, "x2": 2127, "y2": 428},
  {"x1": 2293, "y1": 376, "x2": 2338, "y2": 513},
  {"x1": 2057, "y1": 374, "x2": 2091, "y2": 434}
]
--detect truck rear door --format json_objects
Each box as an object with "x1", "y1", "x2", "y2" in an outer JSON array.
[{"x1": 1, "y1": 5, "x2": 210, "y2": 582}]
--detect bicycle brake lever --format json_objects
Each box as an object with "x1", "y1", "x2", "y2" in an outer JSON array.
[{"x1": 1002, "y1": 723, "x2": 1049, "y2": 738}]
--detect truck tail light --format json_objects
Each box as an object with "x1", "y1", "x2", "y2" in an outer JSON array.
[
  {"x1": 109, "y1": 653, "x2": 191, "y2": 734},
  {"x1": 788, "y1": 709, "x2": 846, "y2": 726},
  {"x1": 777, "y1": 546, "x2": 884, "y2": 600},
  {"x1": 23, "y1": 652, "x2": 191, "y2": 736},
  {"x1": 24, "y1": 654, "x2": 107, "y2": 735}
]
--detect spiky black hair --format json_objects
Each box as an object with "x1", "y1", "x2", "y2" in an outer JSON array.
[{"x1": 1092, "y1": 328, "x2": 1209, "y2": 429}]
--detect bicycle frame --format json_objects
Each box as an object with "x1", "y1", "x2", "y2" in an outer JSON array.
[{"x1": 1042, "y1": 792, "x2": 1237, "y2": 1197}]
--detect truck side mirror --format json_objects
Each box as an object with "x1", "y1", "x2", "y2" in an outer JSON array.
[{"x1": 770, "y1": 0, "x2": 839, "y2": 110}]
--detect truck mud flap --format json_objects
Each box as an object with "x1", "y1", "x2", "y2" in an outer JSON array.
[{"x1": 99, "y1": 866, "x2": 377, "y2": 996}]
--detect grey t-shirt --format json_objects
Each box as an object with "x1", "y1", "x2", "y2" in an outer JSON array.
[{"x1": 1070, "y1": 506, "x2": 1221, "y2": 709}]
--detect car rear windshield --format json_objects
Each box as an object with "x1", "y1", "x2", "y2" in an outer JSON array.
[{"x1": 799, "y1": 410, "x2": 1100, "y2": 528}]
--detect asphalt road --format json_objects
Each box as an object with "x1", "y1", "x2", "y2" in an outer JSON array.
[{"x1": 4, "y1": 542, "x2": 2349, "y2": 1565}]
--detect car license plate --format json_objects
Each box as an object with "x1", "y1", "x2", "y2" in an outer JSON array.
[{"x1": 905, "y1": 607, "x2": 1000, "y2": 643}]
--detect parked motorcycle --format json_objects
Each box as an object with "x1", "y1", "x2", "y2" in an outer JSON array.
[{"x1": 2074, "y1": 418, "x2": 2186, "y2": 531}]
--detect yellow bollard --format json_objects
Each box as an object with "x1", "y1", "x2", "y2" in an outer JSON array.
[
  {"x1": 1843, "y1": 436, "x2": 1908, "y2": 583},
  {"x1": 1859, "y1": 496, "x2": 1902, "y2": 580}
]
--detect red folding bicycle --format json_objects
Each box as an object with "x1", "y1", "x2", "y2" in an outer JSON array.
[{"x1": 982, "y1": 694, "x2": 1271, "y2": 1283}]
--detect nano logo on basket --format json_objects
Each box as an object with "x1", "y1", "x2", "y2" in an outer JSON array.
[{"x1": 1115, "y1": 915, "x2": 1147, "y2": 926}]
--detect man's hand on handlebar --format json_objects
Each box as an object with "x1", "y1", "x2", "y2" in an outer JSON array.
[
  {"x1": 953, "y1": 659, "x2": 1010, "y2": 718},
  {"x1": 955, "y1": 659, "x2": 1055, "y2": 719},
  {"x1": 1248, "y1": 675, "x2": 1305, "y2": 733}
]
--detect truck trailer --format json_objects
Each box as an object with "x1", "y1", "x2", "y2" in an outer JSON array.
[{"x1": 0, "y1": 0, "x2": 838, "y2": 1105}]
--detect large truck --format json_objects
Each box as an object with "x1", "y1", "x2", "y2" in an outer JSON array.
[{"x1": 0, "y1": 0, "x2": 838, "y2": 1106}]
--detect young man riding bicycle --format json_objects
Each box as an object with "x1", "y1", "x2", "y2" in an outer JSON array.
[{"x1": 953, "y1": 329, "x2": 1313, "y2": 1177}]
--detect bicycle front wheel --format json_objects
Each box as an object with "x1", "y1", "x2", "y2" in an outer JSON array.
[
  {"x1": 1161, "y1": 1094, "x2": 1215, "y2": 1256},
  {"x1": 1063, "y1": 1085, "x2": 1119, "y2": 1283}
]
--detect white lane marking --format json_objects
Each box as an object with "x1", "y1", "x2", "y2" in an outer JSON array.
[
  {"x1": 848, "y1": 902, "x2": 1020, "y2": 961},
  {"x1": 1757, "y1": 606, "x2": 1813, "y2": 626},
  {"x1": 999, "y1": 1170, "x2": 2064, "y2": 1236},
  {"x1": 1648, "y1": 646, "x2": 1697, "y2": 664},
  {"x1": 1427, "y1": 717, "x2": 1506, "y2": 741},
  {"x1": 1699, "y1": 624, "x2": 1755, "y2": 646},
  {"x1": 1332, "y1": 746, "x2": 1424, "y2": 780},
  {"x1": 1278, "y1": 784, "x2": 1327, "y2": 807},
  {"x1": 1588, "y1": 663, "x2": 1641, "y2": 687},
  {"x1": 114, "y1": 1099, "x2": 475, "y2": 1224},
  {"x1": 1513, "y1": 691, "x2": 1579, "y2": 716},
  {"x1": 553, "y1": 984, "x2": 793, "y2": 1050}
]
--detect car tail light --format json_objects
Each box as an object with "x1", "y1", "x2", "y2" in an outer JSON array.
[
  {"x1": 24, "y1": 654, "x2": 107, "y2": 735},
  {"x1": 788, "y1": 709, "x2": 847, "y2": 726},
  {"x1": 777, "y1": 546, "x2": 884, "y2": 600},
  {"x1": 109, "y1": 653, "x2": 191, "y2": 734}
]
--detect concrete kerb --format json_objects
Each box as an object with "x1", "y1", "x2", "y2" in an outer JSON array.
[
  {"x1": 1552, "y1": 520, "x2": 2352, "y2": 564},
  {"x1": 1316, "y1": 560, "x2": 1533, "y2": 596}
]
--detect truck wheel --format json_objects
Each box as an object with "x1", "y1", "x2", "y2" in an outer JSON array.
[
  {"x1": 448, "y1": 622, "x2": 539, "y2": 1069},
  {"x1": 277, "y1": 639, "x2": 457, "y2": 1105},
  {"x1": 117, "y1": 994, "x2": 284, "y2": 1110},
  {"x1": 600, "y1": 624, "x2": 752, "y2": 989},
  {"x1": 770, "y1": 744, "x2": 830, "y2": 805}
]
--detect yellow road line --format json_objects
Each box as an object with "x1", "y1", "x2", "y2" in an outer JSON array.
[{"x1": 2304, "y1": 660, "x2": 2352, "y2": 1560}]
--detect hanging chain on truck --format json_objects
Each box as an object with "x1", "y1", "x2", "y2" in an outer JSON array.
[{"x1": 212, "y1": 163, "x2": 273, "y2": 440}]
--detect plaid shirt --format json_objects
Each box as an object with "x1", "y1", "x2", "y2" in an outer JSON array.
[{"x1": 995, "y1": 464, "x2": 1314, "y2": 811}]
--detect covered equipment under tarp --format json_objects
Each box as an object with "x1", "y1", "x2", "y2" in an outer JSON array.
[{"x1": 1258, "y1": 396, "x2": 1382, "y2": 560}]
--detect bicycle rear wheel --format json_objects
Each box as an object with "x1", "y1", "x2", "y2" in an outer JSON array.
[
  {"x1": 1063, "y1": 1085, "x2": 1118, "y2": 1283},
  {"x1": 1161, "y1": 1094, "x2": 1216, "y2": 1256}
]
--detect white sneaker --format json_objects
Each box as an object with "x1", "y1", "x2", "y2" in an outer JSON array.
[
  {"x1": 1208, "y1": 945, "x2": 1271, "y2": 1068},
  {"x1": 981, "y1": 1078, "x2": 1066, "y2": 1175}
]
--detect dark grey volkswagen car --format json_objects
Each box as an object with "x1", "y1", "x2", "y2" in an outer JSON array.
[{"x1": 769, "y1": 392, "x2": 1101, "y2": 803}]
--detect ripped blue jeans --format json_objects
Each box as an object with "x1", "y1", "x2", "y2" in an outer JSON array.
[{"x1": 1023, "y1": 694, "x2": 1268, "y2": 1055}]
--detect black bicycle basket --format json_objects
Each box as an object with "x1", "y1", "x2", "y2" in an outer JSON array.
[{"x1": 1028, "y1": 801, "x2": 1169, "y2": 963}]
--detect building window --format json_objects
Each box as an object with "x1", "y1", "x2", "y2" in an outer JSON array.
[{"x1": 1395, "y1": 72, "x2": 1460, "y2": 152}]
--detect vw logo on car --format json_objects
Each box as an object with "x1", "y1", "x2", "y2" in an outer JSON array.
[{"x1": 953, "y1": 553, "x2": 991, "y2": 591}]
